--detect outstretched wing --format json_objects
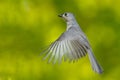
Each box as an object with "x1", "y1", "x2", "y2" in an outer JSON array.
[{"x1": 41, "y1": 28, "x2": 89, "y2": 64}]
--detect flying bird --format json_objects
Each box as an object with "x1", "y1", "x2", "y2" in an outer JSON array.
[{"x1": 41, "y1": 12, "x2": 103, "y2": 74}]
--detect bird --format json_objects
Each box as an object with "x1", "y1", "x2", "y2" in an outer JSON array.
[{"x1": 40, "y1": 12, "x2": 103, "y2": 74}]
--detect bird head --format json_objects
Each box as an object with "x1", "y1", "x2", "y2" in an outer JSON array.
[{"x1": 58, "y1": 12, "x2": 75, "y2": 22}]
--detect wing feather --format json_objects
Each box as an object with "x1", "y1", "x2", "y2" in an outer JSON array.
[
  {"x1": 43, "y1": 41, "x2": 57, "y2": 60},
  {"x1": 65, "y1": 40, "x2": 74, "y2": 61},
  {"x1": 48, "y1": 42, "x2": 58, "y2": 63},
  {"x1": 63, "y1": 40, "x2": 68, "y2": 61},
  {"x1": 41, "y1": 28, "x2": 89, "y2": 63},
  {"x1": 56, "y1": 41, "x2": 66, "y2": 63},
  {"x1": 53, "y1": 42, "x2": 60, "y2": 64},
  {"x1": 71, "y1": 40, "x2": 80, "y2": 59}
]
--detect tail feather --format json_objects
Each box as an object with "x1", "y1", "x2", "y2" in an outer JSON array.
[{"x1": 87, "y1": 49, "x2": 103, "y2": 74}]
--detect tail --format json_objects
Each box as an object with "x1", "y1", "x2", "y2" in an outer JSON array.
[{"x1": 87, "y1": 49, "x2": 103, "y2": 74}]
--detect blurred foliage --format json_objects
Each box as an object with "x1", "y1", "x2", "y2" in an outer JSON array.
[{"x1": 0, "y1": 0, "x2": 120, "y2": 80}]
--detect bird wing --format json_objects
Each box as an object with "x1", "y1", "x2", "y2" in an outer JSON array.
[{"x1": 41, "y1": 28, "x2": 90, "y2": 64}]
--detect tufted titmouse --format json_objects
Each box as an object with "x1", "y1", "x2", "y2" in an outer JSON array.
[{"x1": 41, "y1": 12, "x2": 103, "y2": 74}]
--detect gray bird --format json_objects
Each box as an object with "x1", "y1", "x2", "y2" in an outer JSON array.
[{"x1": 41, "y1": 12, "x2": 103, "y2": 74}]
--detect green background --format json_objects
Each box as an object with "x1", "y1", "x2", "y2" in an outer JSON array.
[{"x1": 0, "y1": 0, "x2": 120, "y2": 80}]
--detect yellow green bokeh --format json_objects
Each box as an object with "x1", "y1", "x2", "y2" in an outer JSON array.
[{"x1": 0, "y1": 0, "x2": 120, "y2": 80}]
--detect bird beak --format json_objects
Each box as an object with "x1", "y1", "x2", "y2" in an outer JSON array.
[{"x1": 58, "y1": 14, "x2": 62, "y2": 17}]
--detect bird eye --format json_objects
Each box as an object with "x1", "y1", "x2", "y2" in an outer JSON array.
[{"x1": 64, "y1": 13, "x2": 67, "y2": 16}]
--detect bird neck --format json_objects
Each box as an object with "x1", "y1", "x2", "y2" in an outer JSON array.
[{"x1": 66, "y1": 19, "x2": 79, "y2": 31}]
